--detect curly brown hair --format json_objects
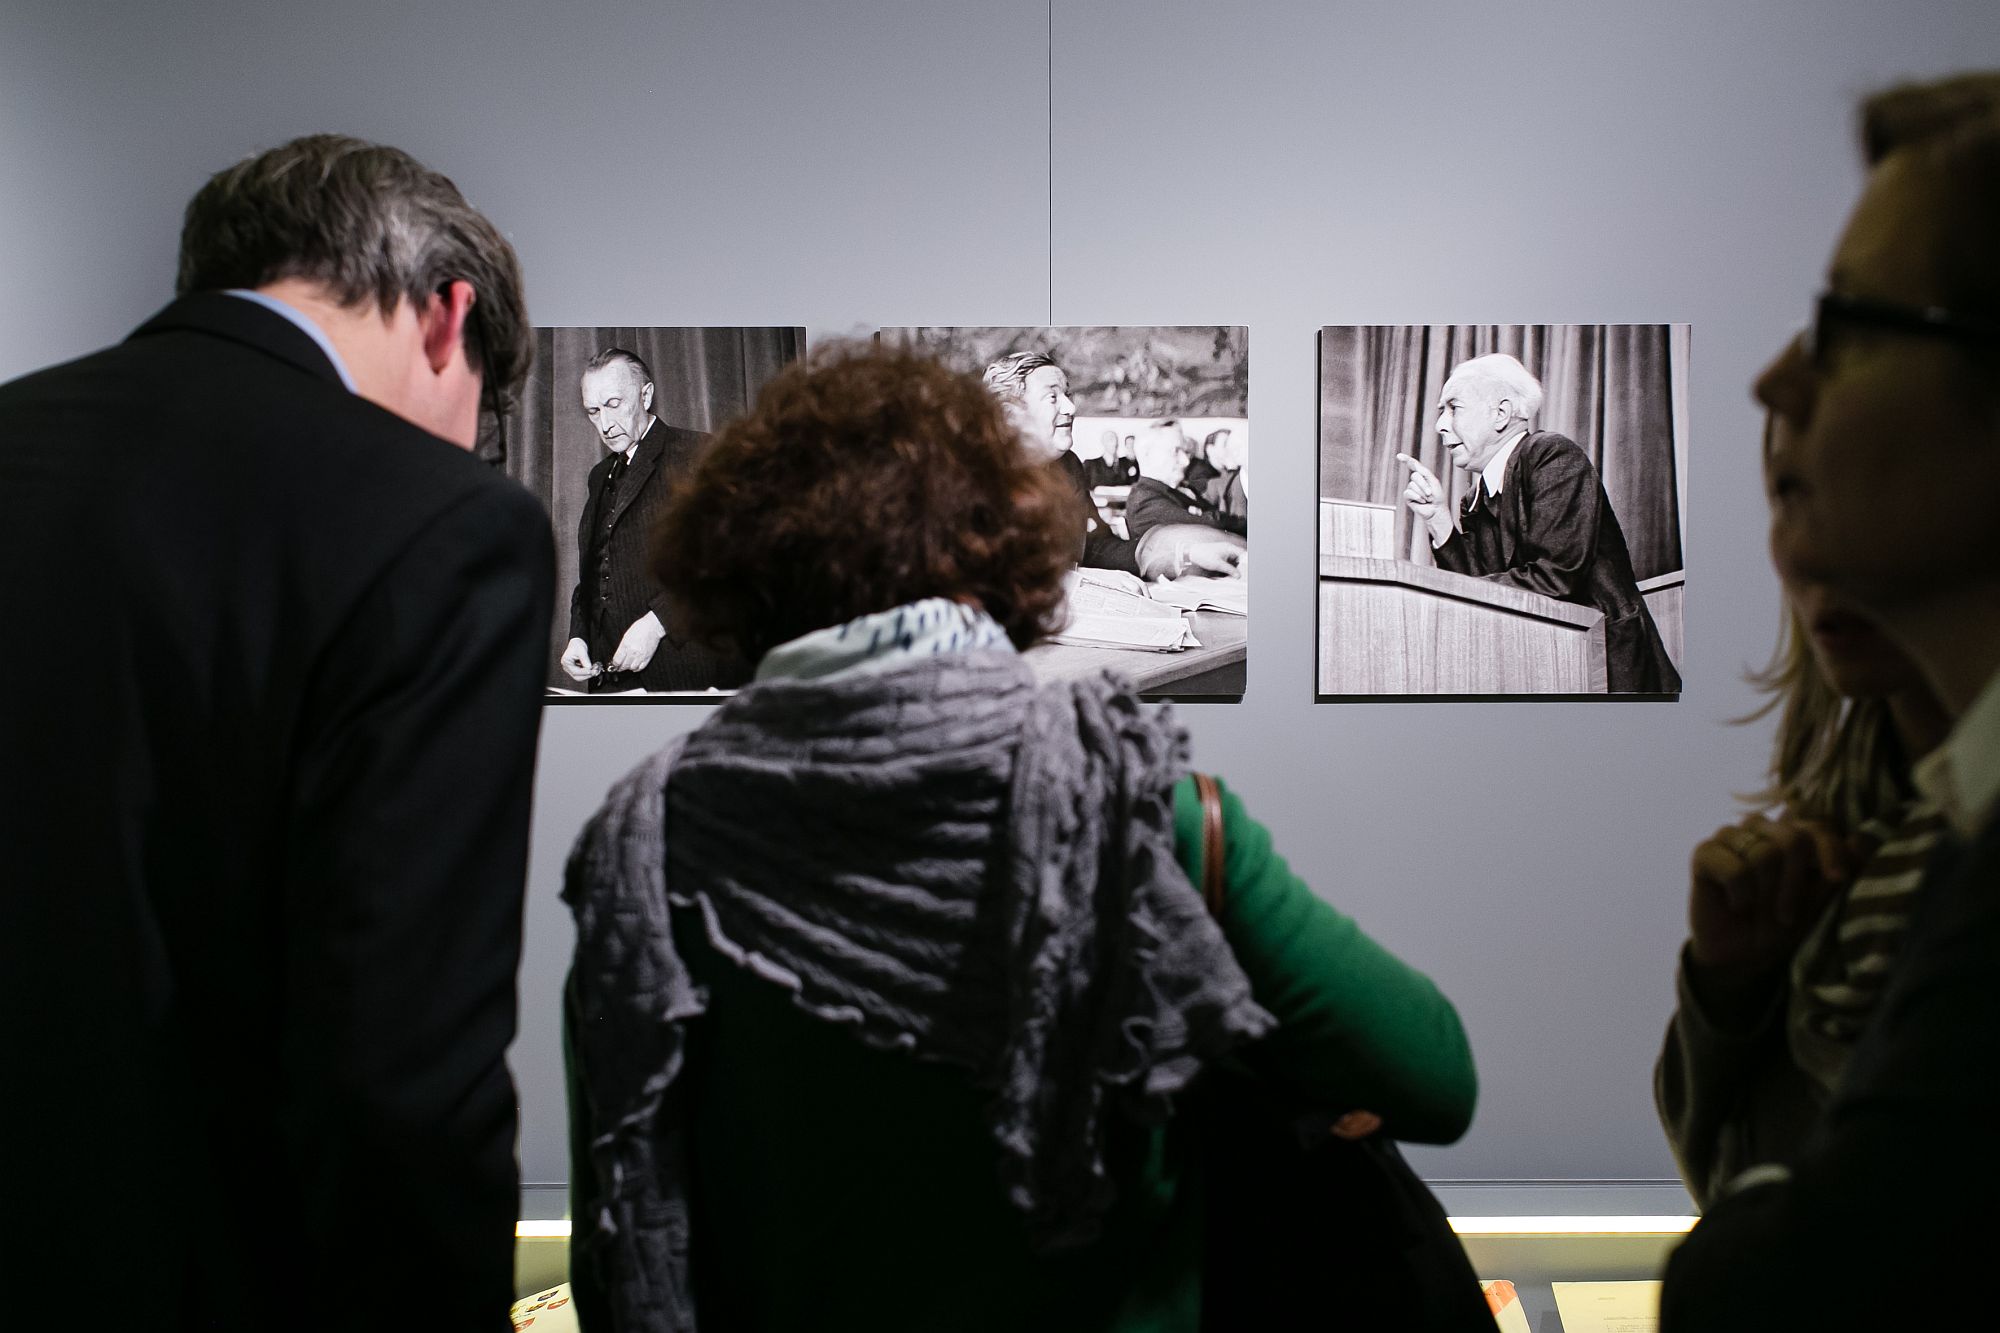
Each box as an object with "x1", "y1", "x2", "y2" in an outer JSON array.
[{"x1": 649, "y1": 341, "x2": 1080, "y2": 663}]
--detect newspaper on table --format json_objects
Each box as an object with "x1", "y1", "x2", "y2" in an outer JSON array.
[
  {"x1": 1049, "y1": 568, "x2": 1202, "y2": 652},
  {"x1": 1147, "y1": 575, "x2": 1248, "y2": 616}
]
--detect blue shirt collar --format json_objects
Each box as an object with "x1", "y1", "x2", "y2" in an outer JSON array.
[{"x1": 223, "y1": 289, "x2": 359, "y2": 392}]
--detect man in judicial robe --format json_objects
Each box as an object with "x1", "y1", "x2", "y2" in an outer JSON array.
[
  {"x1": 1398, "y1": 352, "x2": 1680, "y2": 694},
  {"x1": 559, "y1": 348, "x2": 750, "y2": 692}
]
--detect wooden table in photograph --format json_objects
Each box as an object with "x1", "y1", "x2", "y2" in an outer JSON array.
[{"x1": 1027, "y1": 610, "x2": 1247, "y2": 695}]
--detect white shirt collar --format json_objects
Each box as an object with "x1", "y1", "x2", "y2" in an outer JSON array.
[
  {"x1": 223, "y1": 290, "x2": 358, "y2": 393},
  {"x1": 613, "y1": 416, "x2": 659, "y2": 457},
  {"x1": 1482, "y1": 429, "x2": 1529, "y2": 496},
  {"x1": 1913, "y1": 664, "x2": 2000, "y2": 838}
]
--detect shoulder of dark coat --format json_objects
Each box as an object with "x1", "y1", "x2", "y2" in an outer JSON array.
[{"x1": 1513, "y1": 431, "x2": 1596, "y2": 487}]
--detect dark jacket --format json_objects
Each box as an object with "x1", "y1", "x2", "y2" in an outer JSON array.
[
  {"x1": 1661, "y1": 812, "x2": 2000, "y2": 1330},
  {"x1": 1055, "y1": 449, "x2": 1139, "y2": 574},
  {"x1": 1126, "y1": 476, "x2": 1247, "y2": 542},
  {"x1": 566, "y1": 768, "x2": 1475, "y2": 1332},
  {"x1": 1084, "y1": 455, "x2": 1141, "y2": 488},
  {"x1": 1432, "y1": 431, "x2": 1680, "y2": 694},
  {"x1": 0, "y1": 293, "x2": 554, "y2": 1331},
  {"x1": 571, "y1": 421, "x2": 750, "y2": 692}
]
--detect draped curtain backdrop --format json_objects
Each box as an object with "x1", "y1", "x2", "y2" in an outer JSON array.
[
  {"x1": 1318, "y1": 324, "x2": 1685, "y2": 579},
  {"x1": 501, "y1": 325, "x2": 805, "y2": 686}
]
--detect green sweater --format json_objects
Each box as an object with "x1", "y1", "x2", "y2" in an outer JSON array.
[{"x1": 569, "y1": 775, "x2": 1475, "y2": 1331}]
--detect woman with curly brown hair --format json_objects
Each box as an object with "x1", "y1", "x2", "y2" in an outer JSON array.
[{"x1": 561, "y1": 343, "x2": 1476, "y2": 1333}]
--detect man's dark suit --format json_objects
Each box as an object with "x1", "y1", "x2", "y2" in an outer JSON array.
[
  {"x1": 1660, "y1": 809, "x2": 2000, "y2": 1331},
  {"x1": 1433, "y1": 431, "x2": 1681, "y2": 694},
  {"x1": 1053, "y1": 449, "x2": 1138, "y2": 573},
  {"x1": 1125, "y1": 475, "x2": 1248, "y2": 542},
  {"x1": 1082, "y1": 454, "x2": 1139, "y2": 488},
  {"x1": 570, "y1": 421, "x2": 749, "y2": 691},
  {"x1": 0, "y1": 294, "x2": 554, "y2": 1330}
]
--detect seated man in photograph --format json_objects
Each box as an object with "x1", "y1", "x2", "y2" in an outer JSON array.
[
  {"x1": 560, "y1": 348, "x2": 750, "y2": 692},
  {"x1": 1396, "y1": 353, "x2": 1680, "y2": 693},
  {"x1": 1204, "y1": 427, "x2": 1248, "y2": 526},
  {"x1": 1082, "y1": 427, "x2": 1131, "y2": 488},
  {"x1": 1182, "y1": 427, "x2": 1223, "y2": 495},
  {"x1": 1661, "y1": 71, "x2": 2000, "y2": 1333},
  {"x1": 1125, "y1": 419, "x2": 1248, "y2": 541},
  {"x1": 982, "y1": 351, "x2": 1240, "y2": 577},
  {"x1": 1108, "y1": 431, "x2": 1141, "y2": 485}
]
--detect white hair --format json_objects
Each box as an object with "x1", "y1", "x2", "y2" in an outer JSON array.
[{"x1": 1444, "y1": 353, "x2": 1544, "y2": 422}]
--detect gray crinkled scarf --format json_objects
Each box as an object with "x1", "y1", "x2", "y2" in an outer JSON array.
[{"x1": 564, "y1": 652, "x2": 1274, "y2": 1332}]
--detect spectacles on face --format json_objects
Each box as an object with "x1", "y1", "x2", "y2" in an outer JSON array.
[{"x1": 1801, "y1": 289, "x2": 2000, "y2": 369}]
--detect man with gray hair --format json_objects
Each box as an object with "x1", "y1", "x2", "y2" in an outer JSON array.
[
  {"x1": 1397, "y1": 352, "x2": 1680, "y2": 693},
  {"x1": 1124, "y1": 418, "x2": 1248, "y2": 542},
  {"x1": 0, "y1": 135, "x2": 551, "y2": 1329}
]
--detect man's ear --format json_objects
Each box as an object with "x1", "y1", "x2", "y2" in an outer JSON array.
[
  {"x1": 1491, "y1": 398, "x2": 1515, "y2": 430},
  {"x1": 641, "y1": 380, "x2": 655, "y2": 414},
  {"x1": 421, "y1": 279, "x2": 478, "y2": 376}
]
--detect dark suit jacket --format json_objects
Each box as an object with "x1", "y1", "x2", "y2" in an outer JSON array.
[
  {"x1": 1125, "y1": 475, "x2": 1247, "y2": 541},
  {"x1": 0, "y1": 294, "x2": 555, "y2": 1331},
  {"x1": 570, "y1": 421, "x2": 749, "y2": 691},
  {"x1": 1433, "y1": 431, "x2": 1680, "y2": 694},
  {"x1": 1082, "y1": 455, "x2": 1139, "y2": 488},
  {"x1": 1054, "y1": 449, "x2": 1138, "y2": 574},
  {"x1": 1661, "y1": 811, "x2": 2000, "y2": 1331}
]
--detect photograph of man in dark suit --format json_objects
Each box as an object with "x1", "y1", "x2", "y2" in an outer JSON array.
[
  {"x1": 559, "y1": 347, "x2": 747, "y2": 692},
  {"x1": 0, "y1": 135, "x2": 551, "y2": 1330},
  {"x1": 1397, "y1": 352, "x2": 1682, "y2": 694}
]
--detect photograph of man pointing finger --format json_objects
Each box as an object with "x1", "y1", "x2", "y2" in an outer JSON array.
[{"x1": 1319, "y1": 324, "x2": 1687, "y2": 697}]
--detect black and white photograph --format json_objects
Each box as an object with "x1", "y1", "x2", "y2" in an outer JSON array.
[
  {"x1": 1317, "y1": 324, "x2": 1687, "y2": 697},
  {"x1": 888, "y1": 325, "x2": 1251, "y2": 698},
  {"x1": 495, "y1": 325, "x2": 805, "y2": 698}
]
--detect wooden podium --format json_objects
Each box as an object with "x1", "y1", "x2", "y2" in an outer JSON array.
[{"x1": 1316, "y1": 498, "x2": 1611, "y2": 695}]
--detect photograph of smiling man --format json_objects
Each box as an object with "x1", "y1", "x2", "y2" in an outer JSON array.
[
  {"x1": 1317, "y1": 324, "x2": 1687, "y2": 697},
  {"x1": 889, "y1": 326, "x2": 1251, "y2": 697},
  {"x1": 501, "y1": 325, "x2": 804, "y2": 697}
]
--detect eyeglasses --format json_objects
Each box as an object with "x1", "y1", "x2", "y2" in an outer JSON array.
[{"x1": 1802, "y1": 290, "x2": 2000, "y2": 368}]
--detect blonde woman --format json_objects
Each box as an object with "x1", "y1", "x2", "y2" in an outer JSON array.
[{"x1": 1655, "y1": 584, "x2": 1948, "y2": 1205}]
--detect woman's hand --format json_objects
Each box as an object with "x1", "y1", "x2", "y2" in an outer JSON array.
[{"x1": 1686, "y1": 813, "x2": 1851, "y2": 993}]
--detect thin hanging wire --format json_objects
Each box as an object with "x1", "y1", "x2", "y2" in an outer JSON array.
[{"x1": 1047, "y1": 0, "x2": 1054, "y2": 326}]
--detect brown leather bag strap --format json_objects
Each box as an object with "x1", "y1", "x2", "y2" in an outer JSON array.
[{"x1": 1192, "y1": 772, "x2": 1225, "y2": 916}]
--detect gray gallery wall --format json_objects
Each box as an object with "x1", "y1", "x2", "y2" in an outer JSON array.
[{"x1": 6, "y1": 0, "x2": 1996, "y2": 1206}]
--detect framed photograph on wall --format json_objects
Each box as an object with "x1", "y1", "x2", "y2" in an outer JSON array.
[
  {"x1": 491, "y1": 325, "x2": 805, "y2": 700},
  {"x1": 886, "y1": 324, "x2": 1251, "y2": 698},
  {"x1": 1316, "y1": 324, "x2": 1688, "y2": 698}
]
